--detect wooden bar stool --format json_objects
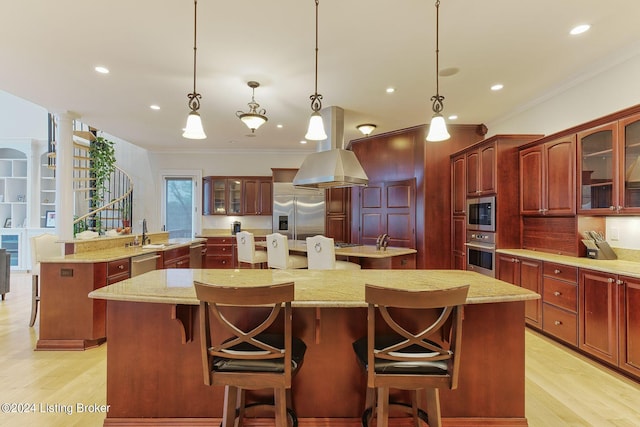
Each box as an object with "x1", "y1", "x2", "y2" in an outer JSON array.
[
  {"x1": 194, "y1": 281, "x2": 306, "y2": 427},
  {"x1": 306, "y1": 235, "x2": 361, "y2": 270},
  {"x1": 236, "y1": 231, "x2": 268, "y2": 268},
  {"x1": 352, "y1": 283, "x2": 470, "y2": 427},
  {"x1": 29, "y1": 233, "x2": 62, "y2": 327}
]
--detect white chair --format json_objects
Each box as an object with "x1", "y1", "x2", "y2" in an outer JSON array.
[
  {"x1": 29, "y1": 233, "x2": 63, "y2": 327},
  {"x1": 266, "y1": 233, "x2": 308, "y2": 269},
  {"x1": 306, "y1": 235, "x2": 361, "y2": 270},
  {"x1": 235, "y1": 231, "x2": 268, "y2": 269}
]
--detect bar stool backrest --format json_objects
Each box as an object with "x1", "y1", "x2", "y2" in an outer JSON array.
[
  {"x1": 306, "y1": 235, "x2": 337, "y2": 270},
  {"x1": 266, "y1": 232, "x2": 289, "y2": 269}
]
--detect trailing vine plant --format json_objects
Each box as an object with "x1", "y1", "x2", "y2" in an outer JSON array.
[{"x1": 89, "y1": 135, "x2": 116, "y2": 233}]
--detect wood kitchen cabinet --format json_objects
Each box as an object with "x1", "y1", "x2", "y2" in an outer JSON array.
[
  {"x1": 542, "y1": 262, "x2": 578, "y2": 345},
  {"x1": 496, "y1": 254, "x2": 542, "y2": 327},
  {"x1": 466, "y1": 142, "x2": 496, "y2": 196},
  {"x1": 204, "y1": 237, "x2": 236, "y2": 269},
  {"x1": 451, "y1": 154, "x2": 466, "y2": 215},
  {"x1": 162, "y1": 246, "x2": 190, "y2": 269},
  {"x1": 579, "y1": 269, "x2": 620, "y2": 366},
  {"x1": 203, "y1": 176, "x2": 272, "y2": 216},
  {"x1": 520, "y1": 136, "x2": 576, "y2": 216},
  {"x1": 451, "y1": 216, "x2": 465, "y2": 270},
  {"x1": 325, "y1": 187, "x2": 350, "y2": 242},
  {"x1": 578, "y1": 114, "x2": 640, "y2": 214},
  {"x1": 620, "y1": 275, "x2": 640, "y2": 378},
  {"x1": 243, "y1": 177, "x2": 272, "y2": 215},
  {"x1": 107, "y1": 258, "x2": 130, "y2": 284}
]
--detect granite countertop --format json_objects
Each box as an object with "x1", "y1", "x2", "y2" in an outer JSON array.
[
  {"x1": 497, "y1": 248, "x2": 640, "y2": 279},
  {"x1": 89, "y1": 268, "x2": 539, "y2": 307},
  {"x1": 197, "y1": 229, "x2": 271, "y2": 238},
  {"x1": 41, "y1": 237, "x2": 206, "y2": 263},
  {"x1": 260, "y1": 240, "x2": 417, "y2": 258}
]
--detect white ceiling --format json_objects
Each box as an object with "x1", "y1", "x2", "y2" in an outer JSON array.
[{"x1": 1, "y1": 0, "x2": 640, "y2": 152}]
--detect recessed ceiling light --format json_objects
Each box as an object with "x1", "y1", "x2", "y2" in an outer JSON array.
[
  {"x1": 150, "y1": 105, "x2": 160, "y2": 110},
  {"x1": 491, "y1": 84, "x2": 504, "y2": 91},
  {"x1": 448, "y1": 115, "x2": 458, "y2": 120},
  {"x1": 386, "y1": 87, "x2": 395, "y2": 93},
  {"x1": 300, "y1": 140, "x2": 307, "y2": 144},
  {"x1": 570, "y1": 24, "x2": 591, "y2": 35},
  {"x1": 439, "y1": 67, "x2": 459, "y2": 77},
  {"x1": 94, "y1": 66, "x2": 109, "y2": 74},
  {"x1": 277, "y1": 124, "x2": 283, "y2": 128}
]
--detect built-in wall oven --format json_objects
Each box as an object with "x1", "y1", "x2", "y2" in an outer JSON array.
[
  {"x1": 466, "y1": 196, "x2": 496, "y2": 232},
  {"x1": 465, "y1": 231, "x2": 495, "y2": 277}
]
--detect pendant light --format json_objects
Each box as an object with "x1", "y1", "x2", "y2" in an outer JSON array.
[
  {"x1": 183, "y1": 0, "x2": 206, "y2": 140},
  {"x1": 426, "y1": 0, "x2": 450, "y2": 142},
  {"x1": 305, "y1": 0, "x2": 328, "y2": 141},
  {"x1": 236, "y1": 81, "x2": 268, "y2": 133}
]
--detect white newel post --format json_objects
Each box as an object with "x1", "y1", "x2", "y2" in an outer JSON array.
[{"x1": 55, "y1": 112, "x2": 77, "y2": 241}]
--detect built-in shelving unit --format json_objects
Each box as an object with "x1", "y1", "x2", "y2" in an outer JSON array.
[
  {"x1": 0, "y1": 149, "x2": 28, "y2": 229},
  {"x1": 40, "y1": 152, "x2": 56, "y2": 228}
]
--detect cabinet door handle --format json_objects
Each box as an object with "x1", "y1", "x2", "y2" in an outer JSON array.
[
  {"x1": 607, "y1": 278, "x2": 615, "y2": 283},
  {"x1": 553, "y1": 291, "x2": 561, "y2": 296},
  {"x1": 554, "y1": 320, "x2": 562, "y2": 326},
  {"x1": 609, "y1": 206, "x2": 616, "y2": 211},
  {"x1": 119, "y1": 265, "x2": 124, "y2": 270},
  {"x1": 616, "y1": 279, "x2": 624, "y2": 285},
  {"x1": 554, "y1": 269, "x2": 561, "y2": 274}
]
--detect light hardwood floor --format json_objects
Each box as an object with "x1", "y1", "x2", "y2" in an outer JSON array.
[{"x1": 1, "y1": 272, "x2": 639, "y2": 426}]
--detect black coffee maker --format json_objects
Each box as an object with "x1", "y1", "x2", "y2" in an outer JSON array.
[{"x1": 231, "y1": 221, "x2": 241, "y2": 235}]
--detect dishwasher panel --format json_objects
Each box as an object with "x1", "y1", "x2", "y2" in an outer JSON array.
[{"x1": 131, "y1": 253, "x2": 160, "y2": 277}]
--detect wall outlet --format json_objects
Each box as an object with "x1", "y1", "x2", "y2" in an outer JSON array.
[{"x1": 610, "y1": 227, "x2": 619, "y2": 241}]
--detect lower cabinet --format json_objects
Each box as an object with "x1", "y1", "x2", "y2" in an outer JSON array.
[
  {"x1": 542, "y1": 263, "x2": 578, "y2": 345},
  {"x1": 620, "y1": 275, "x2": 640, "y2": 378},
  {"x1": 496, "y1": 254, "x2": 542, "y2": 327},
  {"x1": 162, "y1": 246, "x2": 190, "y2": 269},
  {"x1": 107, "y1": 258, "x2": 130, "y2": 284},
  {"x1": 204, "y1": 237, "x2": 236, "y2": 269}
]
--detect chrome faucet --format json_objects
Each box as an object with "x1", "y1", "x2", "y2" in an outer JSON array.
[{"x1": 141, "y1": 219, "x2": 150, "y2": 245}]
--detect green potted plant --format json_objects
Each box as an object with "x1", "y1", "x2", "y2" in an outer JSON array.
[
  {"x1": 88, "y1": 136, "x2": 116, "y2": 233},
  {"x1": 121, "y1": 198, "x2": 131, "y2": 228}
]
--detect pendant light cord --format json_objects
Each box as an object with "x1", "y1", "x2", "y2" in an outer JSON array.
[
  {"x1": 431, "y1": 0, "x2": 444, "y2": 114},
  {"x1": 187, "y1": 0, "x2": 202, "y2": 112},
  {"x1": 309, "y1": 0, "x2": 323, "y2": 112}
]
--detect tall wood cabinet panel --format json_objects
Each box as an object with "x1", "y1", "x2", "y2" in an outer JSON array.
[
  {"x1": 466, "y1": 143, "x2": 496, "y2": 196},
  {"x1": 620, "y1": 275, "x2": 640, "y2": 378},
  {"x1": 243, "y1": 177, "x2": 272, "y2": 215},
  {"x1": 451, "y1": 154, "x2": 466, "y2": 215},
  {"x1": 579, "y1": 269, "x2": 620, "y2": 366},
  {"x1": 325, "y1": 187, "x2": 350, "y2": 242},
  {"x1": 520, "y1": 136, "x2": 575, "y2": 216}
]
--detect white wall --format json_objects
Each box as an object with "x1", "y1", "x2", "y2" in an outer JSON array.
[{"x1": 0, "y1": 91, "x2": 48, "y2": 139}]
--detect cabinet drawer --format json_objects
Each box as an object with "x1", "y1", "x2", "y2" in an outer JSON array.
[
  {"x1": 164, "y1": 246, "x2": 189, "y2": 261},
  {"x1": 107, "y1": 259, "x2": 130, "y2": 277},
  {"x1": 206, "y1": 255, "x2": 234, "y2": 268},
  {"x1": 208, "y1": 244, "x2": 233, "y2": 254},
  {"x1": 543, "y1": 277, "x2": 577, "y2": 312},
  {"x1": 542, "y1": 303, "x2": 577, "y2": 345},
  {"x1": 543, "y1": 262, "x2": 577, "y2": 283},
  {"x1": 207, "y1": 237, "x2": 234, "y2": 245}
]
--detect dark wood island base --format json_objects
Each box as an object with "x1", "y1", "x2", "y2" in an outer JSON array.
[{"x1": 101, "y1": 299, "x2": 528, "y2": 426}]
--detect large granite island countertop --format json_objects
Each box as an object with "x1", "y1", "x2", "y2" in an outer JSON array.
[{"x1": 88, "y1": 268, "x2": 539, "y2": 307}]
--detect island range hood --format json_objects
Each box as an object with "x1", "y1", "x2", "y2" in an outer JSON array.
[{"x1": 293, "y1": 106, "x2": 369, "y2": 188}]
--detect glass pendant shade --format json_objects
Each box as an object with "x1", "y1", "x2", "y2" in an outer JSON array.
[
  {"x1": 183, "y1": 111, "x2": 207, "y2": 139},
  {"x1": 239, "y1": 114, "x2": 267, "y2": 132},
  {"x1": 305, "y1": 112, "x2": 327, "y2": 141},
  {"x1": 426, "y1": 113, "x2": 450, "y2": 142}
]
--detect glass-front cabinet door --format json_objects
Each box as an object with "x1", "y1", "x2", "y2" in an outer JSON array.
[
  {"x1": 212, "y1": 179, "x2": 227, "y2": 214},
  {"x1": 577, "y1": 122, "x2": 617, "y2": 213},
  {"x1": 619, "y1": 113, "x2": 640, "y2": 212},
  {"x1": 227, "y1": 179, "x2": 242, "y2": 215}
]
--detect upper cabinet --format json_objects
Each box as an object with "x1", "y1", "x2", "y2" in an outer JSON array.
[
  {"x1": 578, "y1": 113, "x2": 640, "y2": 214},
  {"x1": 466, "y1": 142, "x2": 496, "y2": 196},
  {"x1": 520, "y1": 136, "x2": 576, "y2": 216},
  {"x1": 451, "y1": 154, "x2": 466, "y2": 215},
  {"x1": 203, "y1": 176, "x2": 272, "y2": 216}
]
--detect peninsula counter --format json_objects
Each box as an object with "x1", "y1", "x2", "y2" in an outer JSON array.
[{"x1": 89, "y1": 269, "x2": 538, "y2": 426}]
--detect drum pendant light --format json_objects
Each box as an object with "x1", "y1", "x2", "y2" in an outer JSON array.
[
  {"x1": 426, "y1": 0, "x2": 450, "y2": 142},
  {"x1": 305, "y1": 0, "x2": 328, "y2": 141},
  {"x1": 183, "y1": 0, "x2": 206, "y2": 139}
]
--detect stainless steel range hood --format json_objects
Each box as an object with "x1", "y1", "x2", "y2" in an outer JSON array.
[{"x1": 293, "y1": 106, "x2": 369, "y2": 188}]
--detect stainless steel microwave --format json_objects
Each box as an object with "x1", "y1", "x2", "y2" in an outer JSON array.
[{"x1": 466, "y1": 196, "x2": 496, "y2": 232}]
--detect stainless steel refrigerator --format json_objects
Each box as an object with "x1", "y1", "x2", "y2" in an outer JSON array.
[{"x1": 272, "y1": 183, "x2": 325, "y2": 241}]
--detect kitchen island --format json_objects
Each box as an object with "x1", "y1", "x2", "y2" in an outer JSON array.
[
  {"x1": 89, "y1": 268, "x2": 538, "y2": 426},
  {"x1": 36, "y1": 236, "x2": 204, "y2": 350}
]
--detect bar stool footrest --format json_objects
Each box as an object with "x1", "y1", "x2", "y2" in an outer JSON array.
[
  {"x1": 361, "y1": 402, "x2": 429, "y2": 427},
  {"x1": 230, "y1": 402, "x2": 298, "y2": 427}
]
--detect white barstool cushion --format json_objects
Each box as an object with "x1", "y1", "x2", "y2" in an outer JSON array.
[{"x1": 335, "y1": 260, "x2": 361, "y2": 270}]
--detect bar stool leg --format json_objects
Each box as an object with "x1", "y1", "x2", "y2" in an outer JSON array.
[
  {"x1": 29, "y1": 275, "x2": 39, "y2": 327},
  {"x1": 377, "y1": 387, "x2": 389, "y2": 427},
  {"x1": 222, "y1": 385, "x2": 238, "y2": 427},
  {"x1": 274, "y1": 387, "x2": 287, "y2": 427},
  {"x1": 424, "y1": 388, "x2": 442, "y2": 427}
]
